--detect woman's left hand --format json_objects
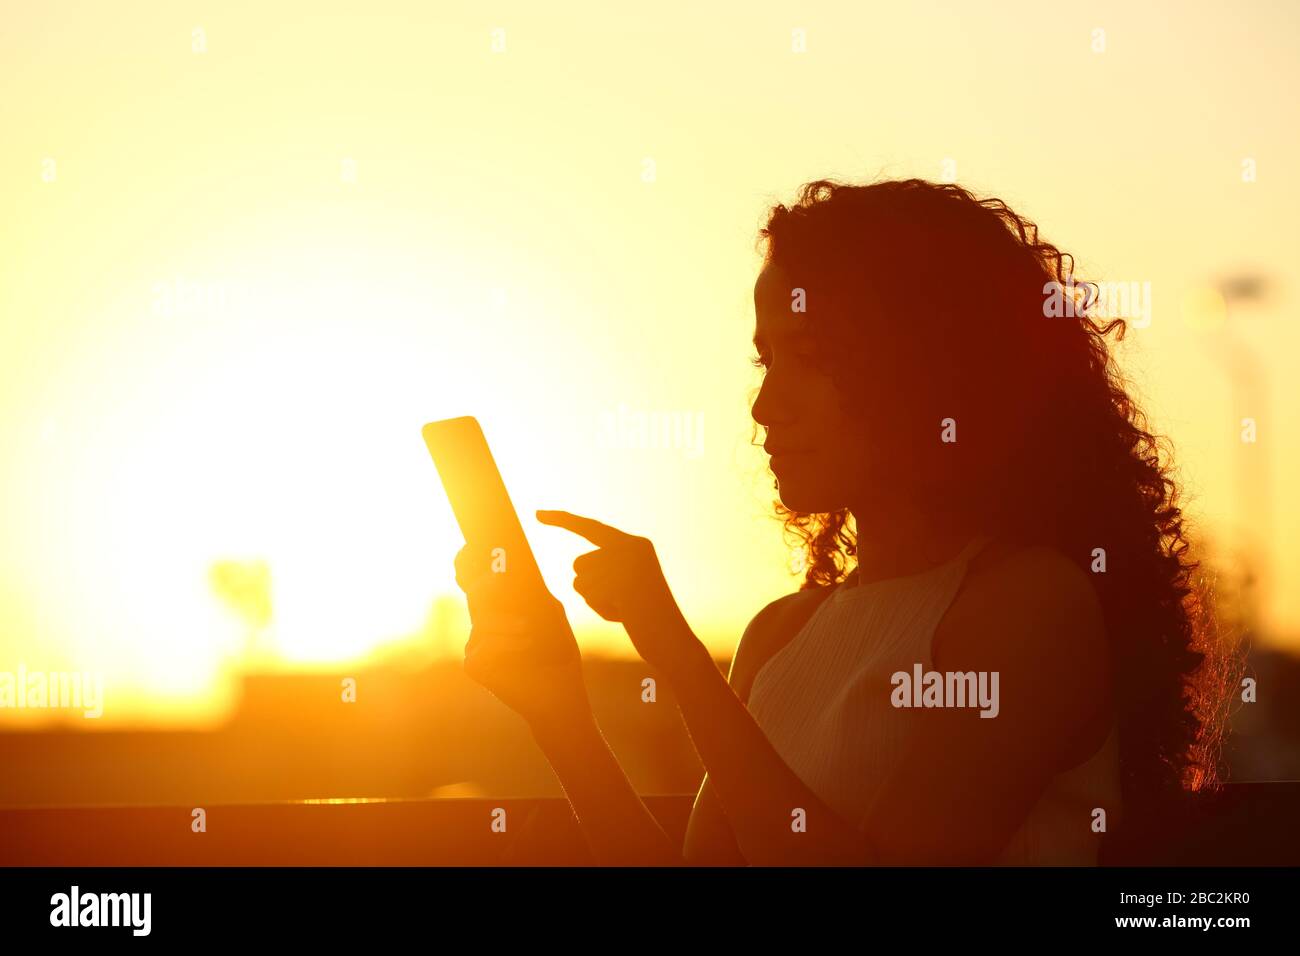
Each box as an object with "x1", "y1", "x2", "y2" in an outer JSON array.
[{"x1": 536, "y1": 509, "x2": 698, "y2": 673}]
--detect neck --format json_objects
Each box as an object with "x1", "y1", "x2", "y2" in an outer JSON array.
[{"x1": 848, "y1": 499, "x2": 978, "y2": 587}]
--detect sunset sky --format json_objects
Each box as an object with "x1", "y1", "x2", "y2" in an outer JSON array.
[{"x1": 2, "y1": 0, "x2": 1297, "y2": 725}]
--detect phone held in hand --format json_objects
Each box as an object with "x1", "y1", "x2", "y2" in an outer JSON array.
[{"x1": 421, "y1": 416, "x2": 548, "y2": 596}]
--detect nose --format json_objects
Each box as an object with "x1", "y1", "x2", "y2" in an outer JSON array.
[{"x1": 750, "y1": 365, "x2": 796, "y2": 429}]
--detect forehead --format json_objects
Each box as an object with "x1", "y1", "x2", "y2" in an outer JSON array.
[
  {"x1": 753, "y1": 261, "x2": 808, "y2": 339},
  {"x1": 753, "y1": 260, "x2": 790, "y2": 308}
]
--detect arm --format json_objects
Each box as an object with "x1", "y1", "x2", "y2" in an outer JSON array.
[
  {"x1": 530, "y1": 589, "x2": 830, "y2": 867},
  {"x1": 682, "y1": 589, "x2": 836, "y2": 865},
  {"x1": 519, "y1": 574, "x2": 836, "y2": 866},
  {"x1": 528, "y1": 711, "x2": 686, "y2": 866},
  {"x1": 682, "y1": 774, "x2": 746, "y2": 866},
  {"x1": 451, "y1": 543, "x2": 684, "y2": 866},
  {"x1": 555, "y1": 592, "x2": 890, "y2": 866},
  {"x1": 665, "y1": 630, "x2": 879, "y2": 866}
]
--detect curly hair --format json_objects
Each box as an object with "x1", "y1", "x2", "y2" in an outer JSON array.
[{"x1": 753, "y1": 177, "x2": 1240, "y2": 815}]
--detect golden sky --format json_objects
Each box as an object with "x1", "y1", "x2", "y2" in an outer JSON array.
[{"x1": 2, "y1": 1, "x2": 1297, "y2": 725}]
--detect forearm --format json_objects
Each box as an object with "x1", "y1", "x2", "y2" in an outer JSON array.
[
  {"x1": 663, "y1": 632, "x2": 878, "y2": 866},
  {"x1": 530, "y1": 712, "x2": 685, "y2": 866}
]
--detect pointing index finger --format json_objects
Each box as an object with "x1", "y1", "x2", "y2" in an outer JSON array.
[{"x1": 535, "y1": 509, "x2": 625, "y2": 547}]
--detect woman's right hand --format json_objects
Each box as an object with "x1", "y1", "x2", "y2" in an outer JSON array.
[{"x1": 453, "y1": 545, "x2": 593, "y2": 735}]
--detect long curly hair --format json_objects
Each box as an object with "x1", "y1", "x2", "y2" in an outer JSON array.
[{"x1": 753, "y1": 177, "x2": 1240, "y2": 816}]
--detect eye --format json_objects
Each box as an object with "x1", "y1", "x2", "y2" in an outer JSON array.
[{"x1": 750, "y1": 353, "x2": 770, "y2": 370}]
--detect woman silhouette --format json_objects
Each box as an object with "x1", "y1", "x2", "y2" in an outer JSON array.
[{"x1": 454, "y1": 177, "x2": 1235, "y2": 865}]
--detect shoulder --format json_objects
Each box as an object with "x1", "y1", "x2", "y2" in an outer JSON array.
[
  {"x1": 958, "y1": 541, "x2": 1105, "y2": 627},
  {"x1": 728, "y1": 586, "x2": 835, "y2": 704},
  {"x1": 935, "y1": 541, "x2": 1113, "y2": 757}
]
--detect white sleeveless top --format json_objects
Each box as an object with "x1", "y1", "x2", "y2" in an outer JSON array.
[{"x1": 748, "y1": 536, "x2": 1123, "y2": 865}]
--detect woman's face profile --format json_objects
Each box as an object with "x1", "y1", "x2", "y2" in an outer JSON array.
[{"x1": 750, "y1": 261, "x2": 869, "y2": 514}]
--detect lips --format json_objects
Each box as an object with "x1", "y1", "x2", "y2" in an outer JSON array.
[
  {"x1": 766, "y1": 445, "x2": 813, "y2": 470},
  {"x1": 764, "y1": 444, "x2": 813, "y2": 457}
]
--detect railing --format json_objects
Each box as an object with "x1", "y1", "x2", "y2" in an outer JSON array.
[{"x1": 2, "y1": 783, "x2": 1296, "y2": 865}]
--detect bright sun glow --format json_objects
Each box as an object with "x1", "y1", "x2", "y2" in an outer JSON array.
[{"x1": 3, "y1": 1, "x2": 1298, "y2": 726}]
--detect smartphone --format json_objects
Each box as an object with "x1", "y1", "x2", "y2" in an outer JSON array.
[{"x1": 421, "y1": 416, "x2": 548, "y2": 594}]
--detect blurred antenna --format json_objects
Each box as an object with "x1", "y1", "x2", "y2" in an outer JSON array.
[{"x1": 1209, "y1": 272, "x2": 1273, "y2": 637}]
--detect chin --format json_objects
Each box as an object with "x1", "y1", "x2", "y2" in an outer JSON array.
[{"x1": 774, "y1": 478, "x2": 842, "y2": 514}]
